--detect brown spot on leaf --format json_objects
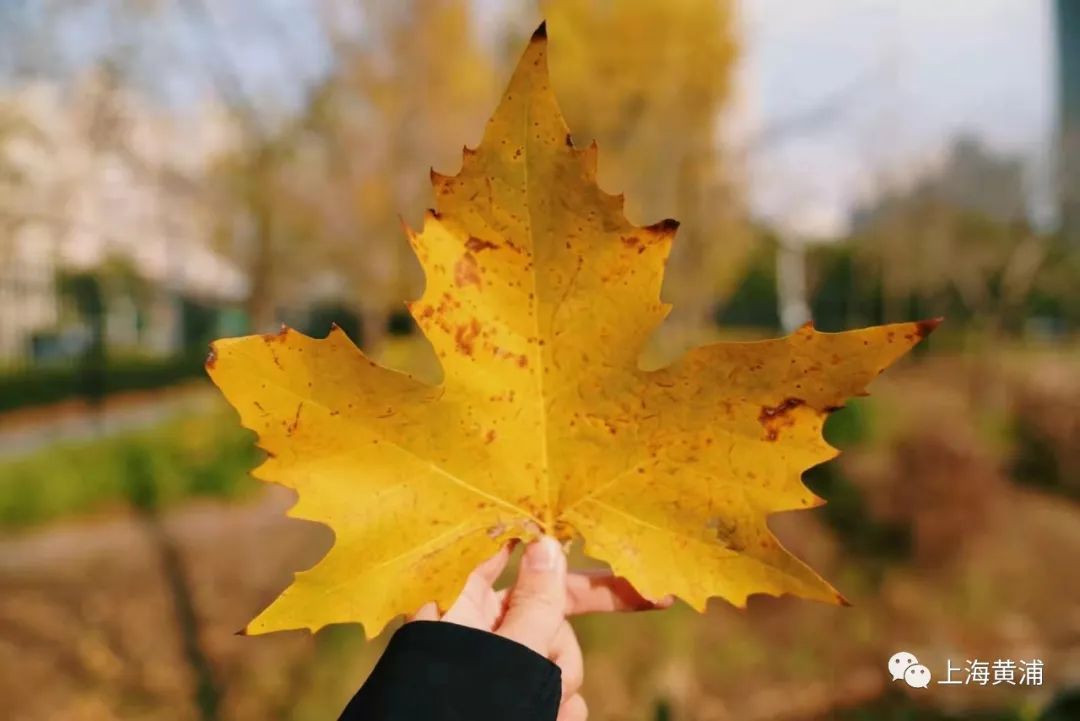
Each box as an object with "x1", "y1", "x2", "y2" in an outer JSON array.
[
  {"x1": 262, "y1": 325, "x2": 289, "y2": 343},
  {"x1": 453, "y1": 253, "x2": 482, "y2": 288},
  {"x1": 706, "y1": 516, "x2": 745, "y2": 551},
  {"x1": 758, "y1": 397, "x2": 805, "y2": 442},
  {"x1": 263, "y1": 345, "x2": 283, "y2": 370},
  {"x1": 517, "y1": 354, "x2": 528, "y2": 368},
  {"x1": 204, "y1": 346, "x2": 217, "y2": 370},
  {"x1": 465, "y1": 237, "x2": 500, "y2": 253},
  {"x1": 454, "y1": 318, "x2": 482, "y2": 356},
  {"x1": 286, "y1": 403, "x2": 303, "y2": 436},
  {"x1": 484, "y1": 429, "x2": 496, "y2": 444},
  {"x1": 760, "y1": 397, "x2": 805, "y2": 419}
]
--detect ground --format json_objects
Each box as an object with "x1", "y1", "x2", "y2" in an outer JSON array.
[{"x1": 1, "y1": 351, "x2": 1078, "y2": 720}]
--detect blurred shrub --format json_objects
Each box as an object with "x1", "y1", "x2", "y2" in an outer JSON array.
[
  {"x1": 298, "y1": 303, "x2": 363, "y2": 347},
  {"x1": 0, "y1": 411, "x2": 257, "y2": 528},
  {"x1": 803, "y1": 398, "x2": 913, "y2": 571},
  {"x1": 881, "y1": 426, "x2": 1001, "y2": 567},
  {"x1": 715, "y1": 206, "x2": 1078, "y2": 344},
  {"x1": 1007, "y1": 366, "x2": 1080, "y2": 499},
  {"x1": 834, "y1": 687, "x2": 1023, "y2": 720},
  {"x1": 840, "y1": 360, "x2": 1009, "y2": 570},
  {"x1": 714, "y1": 235, "x2": 780, "y2": 331},
  {"x1": 835, "y1": 685, "x2": 1080, "y2": 720},
  {"x1": 0, "y1": 352, "x2": 206, "y2": 412},
  {"x1": 807, "y1": 242, "x2": 884, "y2": 332}
]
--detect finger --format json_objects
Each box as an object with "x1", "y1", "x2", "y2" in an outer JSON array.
[
  {"x1": 565, "y1": 571, "x2": 675, "y2": 615},
  {"x1": 473, "y1": 542, "x2": 513, "y2": 585},
  {"x1": 442, "y1": 543, "x2": 513, "y2": 629},
  {"x1": 557, "y1": 694, "x2": 588, "y2": 721},
  {"x1": 550, "y1": 621, "x2": 583, "y2": 700},
  {"x1": 491, "y1": 572, "x2": 675, "y2": 615},
  {"x1": 497, "y1": 536, "x2": 566, "y2": 654},
  {"x1": 407, "y1": 601, "x2": 440, "y2": 623}
]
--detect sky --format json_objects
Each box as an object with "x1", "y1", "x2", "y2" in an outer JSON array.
[
  {"x1": 737, "y1": 0, "x2": 1055, "y2": 236},
  {"x1": 0, "y1": 0, "x2": 1058, "y2": 236}
]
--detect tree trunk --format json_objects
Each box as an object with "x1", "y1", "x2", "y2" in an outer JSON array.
[{"x1": 244, "y1": 177, "x2": 277, "y2": 333}]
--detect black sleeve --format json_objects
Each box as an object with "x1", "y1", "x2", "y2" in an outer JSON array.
[{"x1": 338, "y1": 621, "x2": 561, "y2": 721}]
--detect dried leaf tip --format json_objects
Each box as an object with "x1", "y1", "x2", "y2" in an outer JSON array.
[
  {"x1": 915, "y1": 317, "x2": 944, "y2": 338},
  {"x1": 532, "y1": 20, "x2": 547, "y2": 40},
  {"x1": 645, "y1": 218, "x2": 680, "y2": 235}
]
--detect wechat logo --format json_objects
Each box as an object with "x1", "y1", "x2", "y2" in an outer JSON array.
[{"x1": 889, "y1": 651, "x2": 931, "y2": 688}]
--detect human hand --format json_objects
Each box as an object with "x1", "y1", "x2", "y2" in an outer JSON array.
[{"x1": 409, "y1": 537, "x2": 672, "y2": 721}]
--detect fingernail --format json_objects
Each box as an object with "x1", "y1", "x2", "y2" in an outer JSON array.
[{"x1": 523, "y1": 536, "x2": 561, "y2": 571}]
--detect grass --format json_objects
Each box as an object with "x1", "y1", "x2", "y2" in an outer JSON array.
[{"x1": 0, "y1": 409, "x2": 259, "y2": 529}]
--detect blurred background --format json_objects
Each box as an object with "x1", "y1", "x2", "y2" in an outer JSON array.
[{"x1": 0, "y1": 0, "x2": 1078, "y2": 719}]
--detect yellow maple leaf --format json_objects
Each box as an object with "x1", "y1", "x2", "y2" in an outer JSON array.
[{"x1": 207, "y1": 23, "x2": 939, "y2": 636}]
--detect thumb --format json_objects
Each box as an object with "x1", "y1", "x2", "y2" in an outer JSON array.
[{"x1": 497, "y1": 536, "x2": 566, "y2": 655}]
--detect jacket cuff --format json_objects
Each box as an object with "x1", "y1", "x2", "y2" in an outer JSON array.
[{"x1": 339, "y1": 620, "x2": 561, "y2": 721}]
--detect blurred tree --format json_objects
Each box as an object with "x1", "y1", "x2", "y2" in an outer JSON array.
[
  {"x1": 851, "y1": 136, "x2": 1053, "y2": 338},
  {"x1": 203, "y1": 1, "x2": 748, "y2": 349},
  {"x1": 0, "y1": 102, "x2": 43, "y2": 261},
  {"x1": 543, "y1": 0, "x2": 750, "y2": 340},
  {"x1": 176, "y1": 0, "x2": 308, "y2": 333},
  {"x1": 203, "y1": 0, "x2": 499, "y2": 346},
  {"x1": 280, "y1": 0, "x2": 499, "y2": 348},
  {"x1": 205, "y1": 131, "x2": 304, "y2": 332}
]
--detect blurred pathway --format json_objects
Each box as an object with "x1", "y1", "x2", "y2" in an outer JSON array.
[
  {"x1": 1, "y1": 485, "x2": 1077, "y2": 721},
  {"x1": 0, "y1": 486, "x2": 313, "y2": 572},
  {"x1": 0, "y1": 486, "x2": 346, "y2": 721},
  {"x1": 0, "y1": 382, "x2": 218, "y2": 459}
]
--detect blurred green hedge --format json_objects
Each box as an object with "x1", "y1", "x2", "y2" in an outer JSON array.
[
  {"x1": 0, "y1": 409, "x2": 258, "y2": 528},
  {"x1": 0, "y1": 353, "x2": 207, "y2": 413}
]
